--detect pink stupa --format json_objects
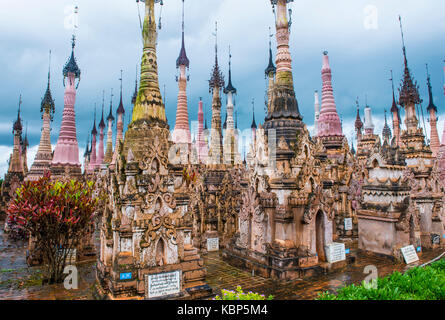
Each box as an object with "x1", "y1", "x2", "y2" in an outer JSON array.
[
  {"x1": 196, "y1": 98, "x2": 208, "y2": 163},
  {"x1": 51, "y1": 36, "x2": 81, "y2": 173},
  {"x1": 317, "y1": 51, "x2": 343, "y2": 137}
]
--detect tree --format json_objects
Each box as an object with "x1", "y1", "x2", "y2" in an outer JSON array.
[{"x1": 7, "y1": 172, "x2": 97, "y2": 284}]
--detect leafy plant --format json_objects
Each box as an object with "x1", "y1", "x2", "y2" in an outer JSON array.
[
  {"x1": 318, "y1": 259, "x2": 445, "y2": 300},
  {"x1": 214, "y1": 286, "x2": 274, "y2": 300},
  {"x1": 7, "y1": 172, "x2": 97, "y2": 284}
]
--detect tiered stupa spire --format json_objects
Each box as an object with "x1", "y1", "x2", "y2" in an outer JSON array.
[
  {"x1": 97, "y1": 92, "x2": 106, "y2": 166},
  {"x1": 173, "y1": 0, "x2": 191, "y2": 145},
  {"x1": 123, "y1": 0, "x2": 168, "y2": 162},
  {"x1": 208, "y1": 21, "x2": 225, "y2": 164},
  {"x1": 88, "y1": 107, "x2": 98, "y2": 172},
  {"x1": 104, "y1": 85, "x2": 116, "y2": 164},
  {"x1": 83, "y1": 135, "x2": 90, "y2": 173},
  {"x1": 317, "y1": 51, "x2": 343, "y2": 138},
  {"x1": 382, "y1": 110, "x2": 392, "y2": 144},
  {"x1": 223, "y1": 47, "x2": 239, "y2": 164},
  {"x1": 364, "y1": 102, "x2": 375, "y2": 135},
  {"x1": 51, "y1": 35, "x2": 81, "y2": 177},
  {"x1": 264, "y1": 0, "x2": 303, "y2": 147},
  {"x1": 425, "y1": 64, "x2": 440, "y2": 156},
  {"x1": 390, "y1": 70, "x2": 401, "y2": 147},
  {"x1": 26, "y1": 51, "x2": 55, "y2": 181},
  {"x1": 110, "y1": 72, "x2": 126, "y2": 169},
  {"x1": 9, "y1": 96, "x2": 25, "y2": 174},
  {"x1": 354, "y1": 99, "x2": 363, "y2": 141},
  {"x1": 397, "y1": 16, "x2": 422, "y2": 132},
  {"x1": 130, "y1": 0, "x2": 166, "y2": 126},
  {"x1": 265, "y1": 27, "x2": 276, "y2": 109},
  {"x1": 196, "y1": 98, "x2": 208, "y2": 163},
  {"x1": 251, "y1": 98, "x2": 257, "y2": 147}
]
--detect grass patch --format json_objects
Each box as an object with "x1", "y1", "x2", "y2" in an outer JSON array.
[{"x1": 317, "y1": 259, "x2": 445, "y2": 300}]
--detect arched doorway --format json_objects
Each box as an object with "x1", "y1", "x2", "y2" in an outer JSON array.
[
  {"x1": 315, "y1": 210, "x2": 326, "y2": 262},
  {"x1": 155, "y1": 238, "x2": 166, "y2": 266}
]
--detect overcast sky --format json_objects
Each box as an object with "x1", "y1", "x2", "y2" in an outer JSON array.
[{"x1": 0, "y1": 0, "x2": 444, "y2": 177}]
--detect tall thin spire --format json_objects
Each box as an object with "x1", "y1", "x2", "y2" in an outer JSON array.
[
  {"x1": 41, "y1": 50, "x2": 55, "y2": 118},
  {"x1": 176, "y1": 0, "x2": 189, "y2": 69},
  {"x1": 224, "y1": 46, "x2": 237, "y2": 95},
  {"x1": 265, "y1": 26, "x2": 276, "y2": 77},
  {"x1": 354, "y1": 98, "x2": 363, "y2": 133},
  {"x1": 130, "y1": 0, "x2": 166, "y2": 124},
  {"x1": 382, "y1": 109, "x2": 392, "y2": 143},
  {"x1": 117, "y1": 71, "x2": 125, "y2": 115},
  {"x1": 390, "y1": 70, "x2": 401, "y2": 147},
  {"x1": 208, "y1": 21, "x2": 224, "y2": 164},
  {"x1": 426, "y1": 64, "x2": 437, "y2": 113},
  {"x1": 251, "y1": 98, "x2": 257, "y2": 129},
  {"x1": 209, "y1": 21, "x2": 224, "y2": 92},
  {"x1": 52, "y1": 35, "x2": 81, "y2": 175},
  {"x1": 426, "y1": 63, "x2": 440, "y2": 156},
  {"x1": 99, "y1": 91, "x2": 106, "y2": 129},
  {"x1": 173, "y1": 0, "x2": 191, "y2": 145},
  {"x1": 398, "y1": 16, "x2": 421, "y2": 108},
  {"x1": 318, "y1": 51, "x2": 343, "y2": 138}
]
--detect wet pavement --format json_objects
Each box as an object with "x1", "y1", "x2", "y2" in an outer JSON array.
[
  {"x1": 1, "y1": 220, "x2": 444, "y2": 300},
  {"x1": 0, "y1": 221, "x2": 97, "y2": 300},
  {"x1": 204, "y1": 249, "x2": 443, "y2": 300}
]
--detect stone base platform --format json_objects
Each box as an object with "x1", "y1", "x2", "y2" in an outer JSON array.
[{"x1": 95, "y1": 246, "x2": 213, "y2": 300}]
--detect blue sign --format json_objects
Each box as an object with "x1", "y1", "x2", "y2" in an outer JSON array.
[
  {"x1": 416, "y1": 247, "x2": 421, "y2": 252},
  {"x1": 443, "y1": 234, "x2": 445, "y2": 239},
  {"x1": 120, "y1": 272, "x2": 132, "y2": 280},
  {"x1": 345, "y1": 249, "x2": 350, "y2": 254}
]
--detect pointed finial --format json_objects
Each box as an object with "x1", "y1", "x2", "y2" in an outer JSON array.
[
  {"x1": 119, "y1": 70, "x2": 123, "y2": 96},
  {"x1": 47, "y1": 50, "x2": 51, "y2": 88},
  {"x1": 182, "y1": 0, "x2": 185, "y2": 34},
  {"x1": 251, "y1": 98, "x2": 257, "y2": 129},
  {"x1": 18, "y1": 94, "x2": 22, "y2": 115},
  {"x1": 71, "y1": 34, "x2": 76, "y2": 50},
  {"x1": 399, "y1": 15, "x2": 407, "y2": 66}
]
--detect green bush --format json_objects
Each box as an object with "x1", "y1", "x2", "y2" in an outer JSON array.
[
  {"x1": 318, "y1": 259, "x2": 445, "y2": 300},
  {"x1": 214, "y1": 286, "x2": 274, "y2": 300}
]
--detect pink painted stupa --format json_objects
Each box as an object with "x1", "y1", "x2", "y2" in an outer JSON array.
[
  {"x1": 317, "y1": 51, "x2": 343, "y2": 139},
  {"x1": 196, "y1": 98, "x2": 208, "y2": 163},
  {"x1": 51, "y1": 36, "x2": 81, "y2": 178}
]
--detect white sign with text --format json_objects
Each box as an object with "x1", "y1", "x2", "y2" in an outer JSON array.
[
  {"x1": 325, "y1": 242, "x2": 346, "y2": 263},
  {"x1": 146, "y1": 270, "x2": 181, "y2": 299},
  {"x1": 401, "y1": 245, "x2": 419, "y2": 264},
  {"x1": 207, "y1": 237, "x2": 219, "y2": 252}
]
